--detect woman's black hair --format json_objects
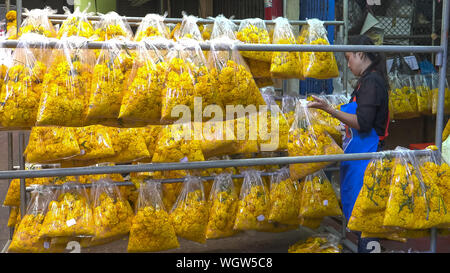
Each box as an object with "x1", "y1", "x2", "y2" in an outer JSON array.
[{"x1": 348, "y1": 35, "x2": 388, "y2": 84}]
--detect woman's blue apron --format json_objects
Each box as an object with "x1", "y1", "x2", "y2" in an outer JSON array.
[{"x1": 339, "y1": 100, "x2": 379, "y2": 220}]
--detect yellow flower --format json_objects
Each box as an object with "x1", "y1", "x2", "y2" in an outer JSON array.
[
  {"x1": 244, "y1": 58, "x2": 271, "y2": 78},
  {"x1": 288, "y1": 236, "x2": 342, "y2": 253},
  {"x1": 7, "y1": 206, "x2": 20, "y2": 228},
  {"x1": 236, "y1": 20, "x2": 272, "y2": 62},
  {"x1": 390, "y1": 86, "x2": 420, "y2": 119},
  {"x1": 432, "y1": 87, "x2": 450, "y2": 115},
  {"x1": 72, "y1": 125, "x2": 115, "y2": 161},
  {"x1": 268, "y1": 175, "x2": 301, "y2": 224},
  {"x1": 57, "y1": 15, "x2": 94, "y2": 39},
  {"x1": 302, "y1": 37, "x2": 339, "y2": 79},
  {"x1": 3, "y1": 177, "x2": 53, "y2": 207}
]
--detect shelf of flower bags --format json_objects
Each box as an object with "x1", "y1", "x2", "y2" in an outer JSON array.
[{"x1": 0, "y1": 150, "x2": 434, "y2": 180}]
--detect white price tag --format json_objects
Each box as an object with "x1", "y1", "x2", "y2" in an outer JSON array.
[
  {"x1": 403, "y1": 55, "x2": 419, "y2": 70},
  {"x1": 66, "y1": 218, "x2": 76, "y2": 227},
  {"x1": 44, "y1": 242, "x2": 50, "y2": 249},
  {"x1": 180, "y1": 156, "x2": 189, "y2": 163},
  {"x1": 323, "y1": 200, "x2": 329, "y2": 206},
  {"x1": 257, "y1": 215, "x2": 265, "y2": 222}
]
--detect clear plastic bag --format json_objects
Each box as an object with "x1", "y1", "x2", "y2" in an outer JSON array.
[
  {"x1": 299, "y1": 170, "x2": 342, "y2": 218},
  {"x1": 24, "y1": 127, "x2": 81, "y2": 163},
  {"x1": 208, "y1": 38, "x2": 266, "y2": 109},
  {"x1": 282, "y1": 95, "x2": 300, "y2": 128},
  {"x1": 36, "y1": 37, "x2": 94, "y2": 127},
  {"x1": 389, "y1": 73, "x2": 419, "y2": 119},
  {"x1": 8, "y1": 186, "x2": 59, "y2": 253},
  {"x1": 206, "y1": 172, "x2": 239, "y2": 239},
  {"x1": 92, "y1": 11, "x2": 133, "y2": 41},
  {"x1": 173, "y1": 13, "x2": 204, "y2": 42},
  {"x1": 431, "y1": 73, "x2": 450, "y2": 115},
  {"x1": 152, "y1": 123, "x2": 205, "y2": 163},
  {"x1": 231, "y1": 113, "x2": 260, "y2": 155},
  {"x1": 288, "y1": 100, "x2": 344, "y2": 180},
  {"x1": 299, "y1": 217, "x2": 323, "y2": 229},
  {"x1": 308, "y1": 95, "x2": 343, "y2": 146},
  {"x1": 16, "y1": 7, "x2": 57, "y2": 39},
  {"x1": 233, "y1": 169, "x2": 271, "y2": 231},
  {"x1": 161, "y1": 39, "x2": 213, "y2": 123},
  {"x1": 0, "y1": 36, "x2": 48, "y2": 129},
  {"x1": 118, "y1": 39, "x2": 169, "y2": 126},
  {"x1": 98, "y1": 127, "x2": 150, "y2": 164},
  {"x1": 85, "y1": 39, "x2": 125, "y2": 125},
  {"x1": 91, "y1": 179, "x2": 134, "y2": 241},
  {"x1": 5, "y1": 10, "x2": 17, "y2": 40},
  {"x1": 198, "y1": 120, "x2": 241, "y2": 158},
  {"x1": 39, "y1": 182, "x2": 95, "y2": 238},
  {"x1": 140, "y1": 125, "x2": 163, "y2": 163},
  {"x1": 72, "y1": 125, "x2": 115, "y2": 161},
  {"x1": 210, "y1": 14, "x2": 237, "y2": 40},
  {"x1": 199, "y1": 23, "x2": 213, "y2": 41},
  {"x1": 414, "y1": 74, "x2": 432, "y2": 115},
  {"x1": 288, "y1": 233, "x2": 342, "y2": 253},
  {"x1": 152, "y1": 171, "x2": 185, "y2": 210},
  {"x1": 128, "y1": 180, "x2": 179, "y2": 252},
  {"x1": 57, "y1": 6, "x2": 95, "y2": 39},
  {"x1": 236, "y1": 18, "x2": 272, "y2": 62},
  {"x1": 384, "y1": 147, "x2": 449, "y2": 229},
  {"x1": 134, "y1": 13, "x2": 170, "y2": 41},
  {"x1": 301, "y1": 19, "x2": 339, "y2": 79},
  {"x1": 170, "y1": 176, "x2": 209, "y2": 243},
  {"x1": 267, "y1": 167, "x2": 301, "y2": 224},
  {"x1": 270, "y1": 17, "x2": 303, "y2": 79},
  {"x1": 244, "y1": 58, "x2": 271, "y2": 78}
]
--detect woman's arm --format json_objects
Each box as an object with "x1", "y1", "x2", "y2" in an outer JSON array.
[{"x1": 308, "y1": 95, "x2": 361, "y2": 130}]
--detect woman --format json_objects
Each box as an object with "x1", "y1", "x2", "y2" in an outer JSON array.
[{"x1": 308, "y1": 35, "x2": 389, "y2": 253}]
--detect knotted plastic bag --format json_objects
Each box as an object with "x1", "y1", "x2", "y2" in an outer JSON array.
[
  {"x1": 234, "y1": 169, "x2": 271, "y2": 231},
  {"x1": 118, "y1": 39, "x2": 169, "y2": 126},
  {"x1": 299, "y1": 170, "x2": 342, "y2": 218},
  {"x1": 210, "y1": 14, "x2": 237, "y2": 40},
  {"x1": 431, "y1": 73, "x2": 450, "y2": 115},
  {"x1": 301, "y1": 19, "x2": 339, "y2": 79},
  {"x1": 92, "y1": 11, "x2": 133, "y2": 41},
  {"x1": 268, "y1": 167, "x2": 301, "y2": 225},
  {"x1": 414, "y1": 74, "x2": 432, "y2": 115},
  {"x1": 8, "y1": 186, "x2": 60, "y2": 253},
  {"x1": 16, "y1": 7, "x2": 57, "y2": 39},
  {"x1": 91, "y1": 179, "x2": 134, "y2": 241},
  {"x1": 128, "y1": 180, "x2": 179, "y2": 252},
  {"x1": 208, "y1": 37, "x2": 266, "y2": 109},
  {"x1": 39, "y1": 182, "x2": 95, "y2": 238},
  {"x1": 270, "y1": 17, "x2": 303, "y2": 79},
  {"x1": 0, "y1": 35, "x2": 47, "y2": 129},
  {"x1": 72, "y1": 125, "x2": 115, "y2": 161},
  {"x1": 206, "y1": 172, "x2": 239, "y2": 239},
  {"x1": 384, "y1": 147, "x2": 449, "y2": 229},
  {"x1": 36, "y1": 37, "x2": 94, "y2": 127},
  {"x1": 173, "y1": 13, "x2": 204, "y2": 42},
  {"x1": 170, "y1": 176, "x2": 210, "y2": 243},
  {"x1": 288, "y1": 234, "x2": 342, "y2": 253},
  {"x1": 236, "y1": 18, "x2": 272, "y2": 62},
  {"x1": 389, "y1": 73, "x2": 419, "y2": 119},
  {"x1": 57, "y1": 6, "x2": 95, "y2": 39},
  {"x1": 24, "y1": 126, "x2": 81, "y2": 163},
  {"x1": 98, "y1": 127, "x2": 150, "y2": 164},
  {"x1": 288, "y1": 100, "x2": 344, "y2": 180},
  {"x1": 134, "y1": 13, "x2": 170, "y2": 41}
]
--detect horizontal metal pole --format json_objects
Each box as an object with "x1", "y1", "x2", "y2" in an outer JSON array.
[
  {"x1": 0, "y1": 150, "x2": 432, "y2": 180},
  {"x1": 0, "y1": 40, "x2": 443, "y2": 53},
  {"x1": 384, "y1": 35, "x2": 434, "y2": 39},
  {"x1": 34, "y1": 14, "x2": 344, "y2": 26}
]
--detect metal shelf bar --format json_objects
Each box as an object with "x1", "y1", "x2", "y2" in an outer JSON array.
[{"x1": 0, "y1": 150, "x2": 432, "y2": 180}]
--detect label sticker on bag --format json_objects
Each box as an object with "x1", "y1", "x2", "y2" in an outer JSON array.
[
  {"x1": 66, "y1": 219, "x2": 76, "y2": 227},
  {"x1": 44, "y1": 242, "x2": 50, "y2": 249},
  {"x1": 257, "y1": 215, "x2": 265, "y2": 222},
  {"x1": 323, "y1": 200, "x2": 328, "y2": 206}
]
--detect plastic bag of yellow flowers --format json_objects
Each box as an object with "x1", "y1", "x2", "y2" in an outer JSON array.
[
  {"x1": 134, "y1": 13, "x2": 170, "y2": 41},
  {"x1": 57, "y1": 6, "x2": 94, "y2": 39},
  {"x1": 414, "y1": 74, "x2": 432, "y2": 115},
  {"x1": 307, "y1": 95, "x2": 343, "y2": 146},
  {"x1": 384, "y1": 147, "x2": 450, "y2": 229},
  {"x1": 236, "y1": 18, "x2": 272, "y2": 62},
  {"x1": 270, "y1": 17, "x2": 303, "y2": 79},
  {"x1": 348, "y1": 152, "x2": 396, "y2": 234},
  {"x1": 197, "y1": 120, "x2": 241, "y2": 158},
  {"x1": 71, "y1": 125, "x2": 115, "y2": 161},
  {"x1": 388, "y1": 73, "x2": 419, "y2": 119},
  {"x1": 5, "y1": 10, "x2": 17, "y2": 39},
  {"x1": 282, "y1": 95, "x2": 300, "y2": 128},
  {"x1": 97, "y1": 127, "x2": 150, "y2": 164},
  {"x1": 234, "y1": 169, "x2": 271, "y2": 231},
  {"x1": 210, "y1": 14, "x2": 238, "y2": 41},
  {"x1": 36, "y1": 37, "x2": 94, "y2": 127},
  {"x1": 0, "y1": 37, "x2": 47, "y2": 129},
  {"x1": 288, "y1": 100, "x2": 344, "y2": 180},
  {"x1": 288, "y1": 234, "x2": 342, "y2": 253},
  {"x1": 24, "y1": 126, "x2": 81, "y2": 163},
  {"x1": 267, "y1": 167, "x2": 301, "y2": 225},
  {"x1": 299, "y1": 170, "x2": 342, "y2": 218},
  {"x1": 138, "y1": 125, "x2": 163, "y2": 163},
  {"x1": 91, "y1": 179, "x2": 134, "y2": 241},
  {"x1": 205, "y1": 172, "x2": 239, "y2": 239},
  {"x1": 39, "y1": 181, "x2": 95, "y2": 238},
  {"x1": 301, "y1": 19, "x2": 339, "y2": 79},
  {"x1": 170, "y1": 176, "x2": 210, "y2": 243},
  {"x1": 91, "y1": 11, "x2": 133, "y2": 41},
  {"x1": 208, "y1": 37, "x2": 267, "y2": 109},
  {"x1": 161, "y1": 39, "x2": 214, "y2": 123},
  {"x1": 128, "y1": 180, "x2": 179, "y2": 252},
  {"x1": 13, "y1": 7, "x2": 57, "y2": 39},
  {"x1": 118, "y1": 39, "x2": 169, "y2": 126},
  {"x1": 431, "y1": 73, "x2": 450, "y2": 115},
  {"x1": 244, "y1": 57, "x2": 272, "y2": 78},
  {"x1": 8, "y1": 185, "x2": 63, "y2": 253}
]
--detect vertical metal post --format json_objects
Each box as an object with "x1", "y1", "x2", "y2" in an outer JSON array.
[
  {"x1": 16, "y1": 0, "x2": 21, "y2": 33},
  {"x1": 18, "y1": 132, "x2": 26, "y2": 218},
  {"x1": 5, "y1": 0, "x2": 10, "y2": 12},
  {"x1": 432, "y1": 0, "x2": 436, "y2": 65},
  {"x1": 432, "y1": 0, "x2": 449, "y2": 254},
  {"x1": 7, "y1": 132, "x2": 13, "y2": 239},
  {"x1": 343, "y1": 0, "x2": 348, "y2": 95}
]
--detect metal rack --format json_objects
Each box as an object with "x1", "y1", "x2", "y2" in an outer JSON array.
[{"x1": 1, "y1": 0, "x2": 449, "y2": 253}]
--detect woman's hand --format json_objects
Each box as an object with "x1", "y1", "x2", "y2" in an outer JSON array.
[{"x1": 307, "y1": 95, "x2": 333, "y2": 113}]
